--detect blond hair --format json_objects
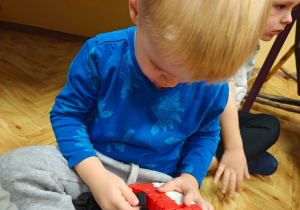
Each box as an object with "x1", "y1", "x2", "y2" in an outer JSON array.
[{"x1": 138, "y1": 0, "x2": 273, "y2": 83}]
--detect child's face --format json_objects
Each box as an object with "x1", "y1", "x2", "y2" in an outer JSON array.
[
  {"x1": 262, "y1": 0, "x2": 300, "y2": 41},
  {"x1": 134, "y1": 27, "x2": 191, "y2": 89}
]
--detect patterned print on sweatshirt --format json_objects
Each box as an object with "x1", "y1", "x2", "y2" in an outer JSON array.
[
  {"x1": 99, "y1": 103, "x2": 113, "y2": 118},
  {"x1": 59, "y1": 99, "x2": 85, "y2": 114},
  {"x1": 107, "y1": 129, "x2": 135, "y2": 153},
  {"x1": 85, "y1": 47, "x2": 100, "y2": 90},
  {"x1": 151, "y1": 91, "x2": 184, "y2": 135},
  {"x1": 118, "y1": 49, "x2": 142, "y2": 99},
  {"x1": 165, "y1": 137, "x2": 182, "y2": 145},
  {"x1": 181, "y1": 165, "x2": 194, "y2": 174},
  {"x1": 74, "y1": 125, "x2": 95, "y2": 153},
  {"x1": 141, "y1": 163, "x2": 157, "y2": 169}
]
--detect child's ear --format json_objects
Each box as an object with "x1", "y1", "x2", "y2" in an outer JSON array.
[{"x1": 129, "y1": 0, "x2": 138, "y2": 25}]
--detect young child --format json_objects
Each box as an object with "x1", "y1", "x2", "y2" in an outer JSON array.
[
  {"x1": 0, "y1": 0, "x2": 272, "y2": 209},
  {"x1": 211, "y1": 0, "x2": 300, "y2": 197}
]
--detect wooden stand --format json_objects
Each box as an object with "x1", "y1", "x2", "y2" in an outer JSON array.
[{"x1": 245, "y1": 92, "x2": 300, "y2": 114}]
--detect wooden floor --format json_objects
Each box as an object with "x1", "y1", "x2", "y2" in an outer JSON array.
[{"x1": 0, "y1": 28, "x2": 299, "y2": 210}]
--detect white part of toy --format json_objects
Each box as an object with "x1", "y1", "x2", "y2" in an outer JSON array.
[{"x1": 152, "y1": 182, "x2": 195, "y2": 205}]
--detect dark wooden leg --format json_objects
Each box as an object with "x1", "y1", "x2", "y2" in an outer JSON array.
[
  {"x1": 295, "y1": 19, "x2": 300, "y2": 95},
  {"x1": 241, "y1": 5, "x2": 300, "y2": 112}
]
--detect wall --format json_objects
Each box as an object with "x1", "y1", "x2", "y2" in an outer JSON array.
[
  {"x1": 0, "y1": 0, "x2": 134, "y2": 37},
  {"x1": 255, "y1": 24, "x2": 296, "y2": 72},
  {"x1": 255, "y1": 24, "x2": 297, "y2": 73},
  {"x1": 0, "y1": 0, "x2": 297, "y2": 72}
]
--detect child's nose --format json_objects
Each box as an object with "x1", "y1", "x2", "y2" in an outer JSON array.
[{"x1": 282, "y1": 12, "x2": 293, "y2": 24}]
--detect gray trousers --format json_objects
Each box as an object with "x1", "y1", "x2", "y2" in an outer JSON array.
[
  {"x1": 0, "y1": 146, "x2": 173, "y2": 210},
  {"x1": 0, "y1": 184, "x2": 18, "y2": 210}
]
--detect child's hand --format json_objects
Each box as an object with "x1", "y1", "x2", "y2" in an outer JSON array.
[
  {"x1": 157, "y1": 173, "x2": 214, "y2": 210},
  {"x1": 213, "y1": 148, "x2": 250, "y2": 197},
  {"x1": 90, "y1": 170, "x2": 140, "y2": 210},
  {"x1": 74, "y1": 157, "x2": 140, "y2": 210}
]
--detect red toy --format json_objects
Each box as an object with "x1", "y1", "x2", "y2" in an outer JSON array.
[{"x1": 129, "y1": 183, "x2": 202, "y2": 210}]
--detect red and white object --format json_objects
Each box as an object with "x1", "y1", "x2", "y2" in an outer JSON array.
[{"x1": 129, "y1": 183, "x2": 202, "y2": 210}]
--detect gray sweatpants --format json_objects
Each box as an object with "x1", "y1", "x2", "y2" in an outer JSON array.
[
  {"x1": 0, "y1": 146, "x2": 173, "y2": 210},
  {"x1": 0, "y1": 184, "x2": 18, "y2": 210}
]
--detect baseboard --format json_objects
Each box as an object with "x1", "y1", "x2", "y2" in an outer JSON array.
[{"x1": 0, "y1": 21, "x2": 90, "y2": 42}]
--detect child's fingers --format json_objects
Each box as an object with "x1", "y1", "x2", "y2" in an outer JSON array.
[
  {"x1": 120, "y1": 185, "x2": 139, "y2": 207},
  {"x1": 206, "y1": 202, "x2": 215, "y2": 210},
  {"x1": 235, "y1": 172, "x2": 244, "y2": 192},
  {"x1": 213, "y1": 165, "x2": 225, "y2": 184},
  {"x1": 157, "y1": 180, "x2": 177, "y2": 193},
  {"x1": 97, "y1": 189, "x2": 139, "y2": 210},
  {"x1": 182, "y1": 189, "x2": 194, "y2": 206},
  {"x1": 221, "y1": 170, "x2": 230, "y2": 194},
  {"x1": 228, "y1": 173, "x2": 236, "y2": 197},
  {"x1": 194, "y1": 196, "x2": 214, "y2": 210},
  {"x1": 244, "y1": 164, "x2": 251, "y2": 179},
  {"x1": 115, "y1": 200, "x2": 141, "y2": 210}
]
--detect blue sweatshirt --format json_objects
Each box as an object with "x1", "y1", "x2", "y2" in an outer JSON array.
[{"x1": 50, "y1": 26, "x2": 229, "y2": 186}]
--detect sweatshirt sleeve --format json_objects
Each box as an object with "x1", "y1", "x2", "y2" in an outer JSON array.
[
  {"x1": 50, "y1": 38, "x2": 101, "y2": 168},
  {"x1": 178, "y1": 83, "x2": 229, "y2": 187}
]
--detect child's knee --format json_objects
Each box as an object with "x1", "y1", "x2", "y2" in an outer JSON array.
[
  {"x1": 270, "y1": 115, "x2": 280, "y2": 131},
  {"x1": 263, "y1": 114, "x2": 280, "y2": 145},
  {"x1": 266, "y1": 115, "x2": 280, "y2": 137},
  {"x1": 0, "y1": 147, "x2": 32, "y2": 177}
]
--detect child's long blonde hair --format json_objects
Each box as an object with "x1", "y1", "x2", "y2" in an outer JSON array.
[{"x1": 138, "y1": 0, "x2": 273, "y2": 82}]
